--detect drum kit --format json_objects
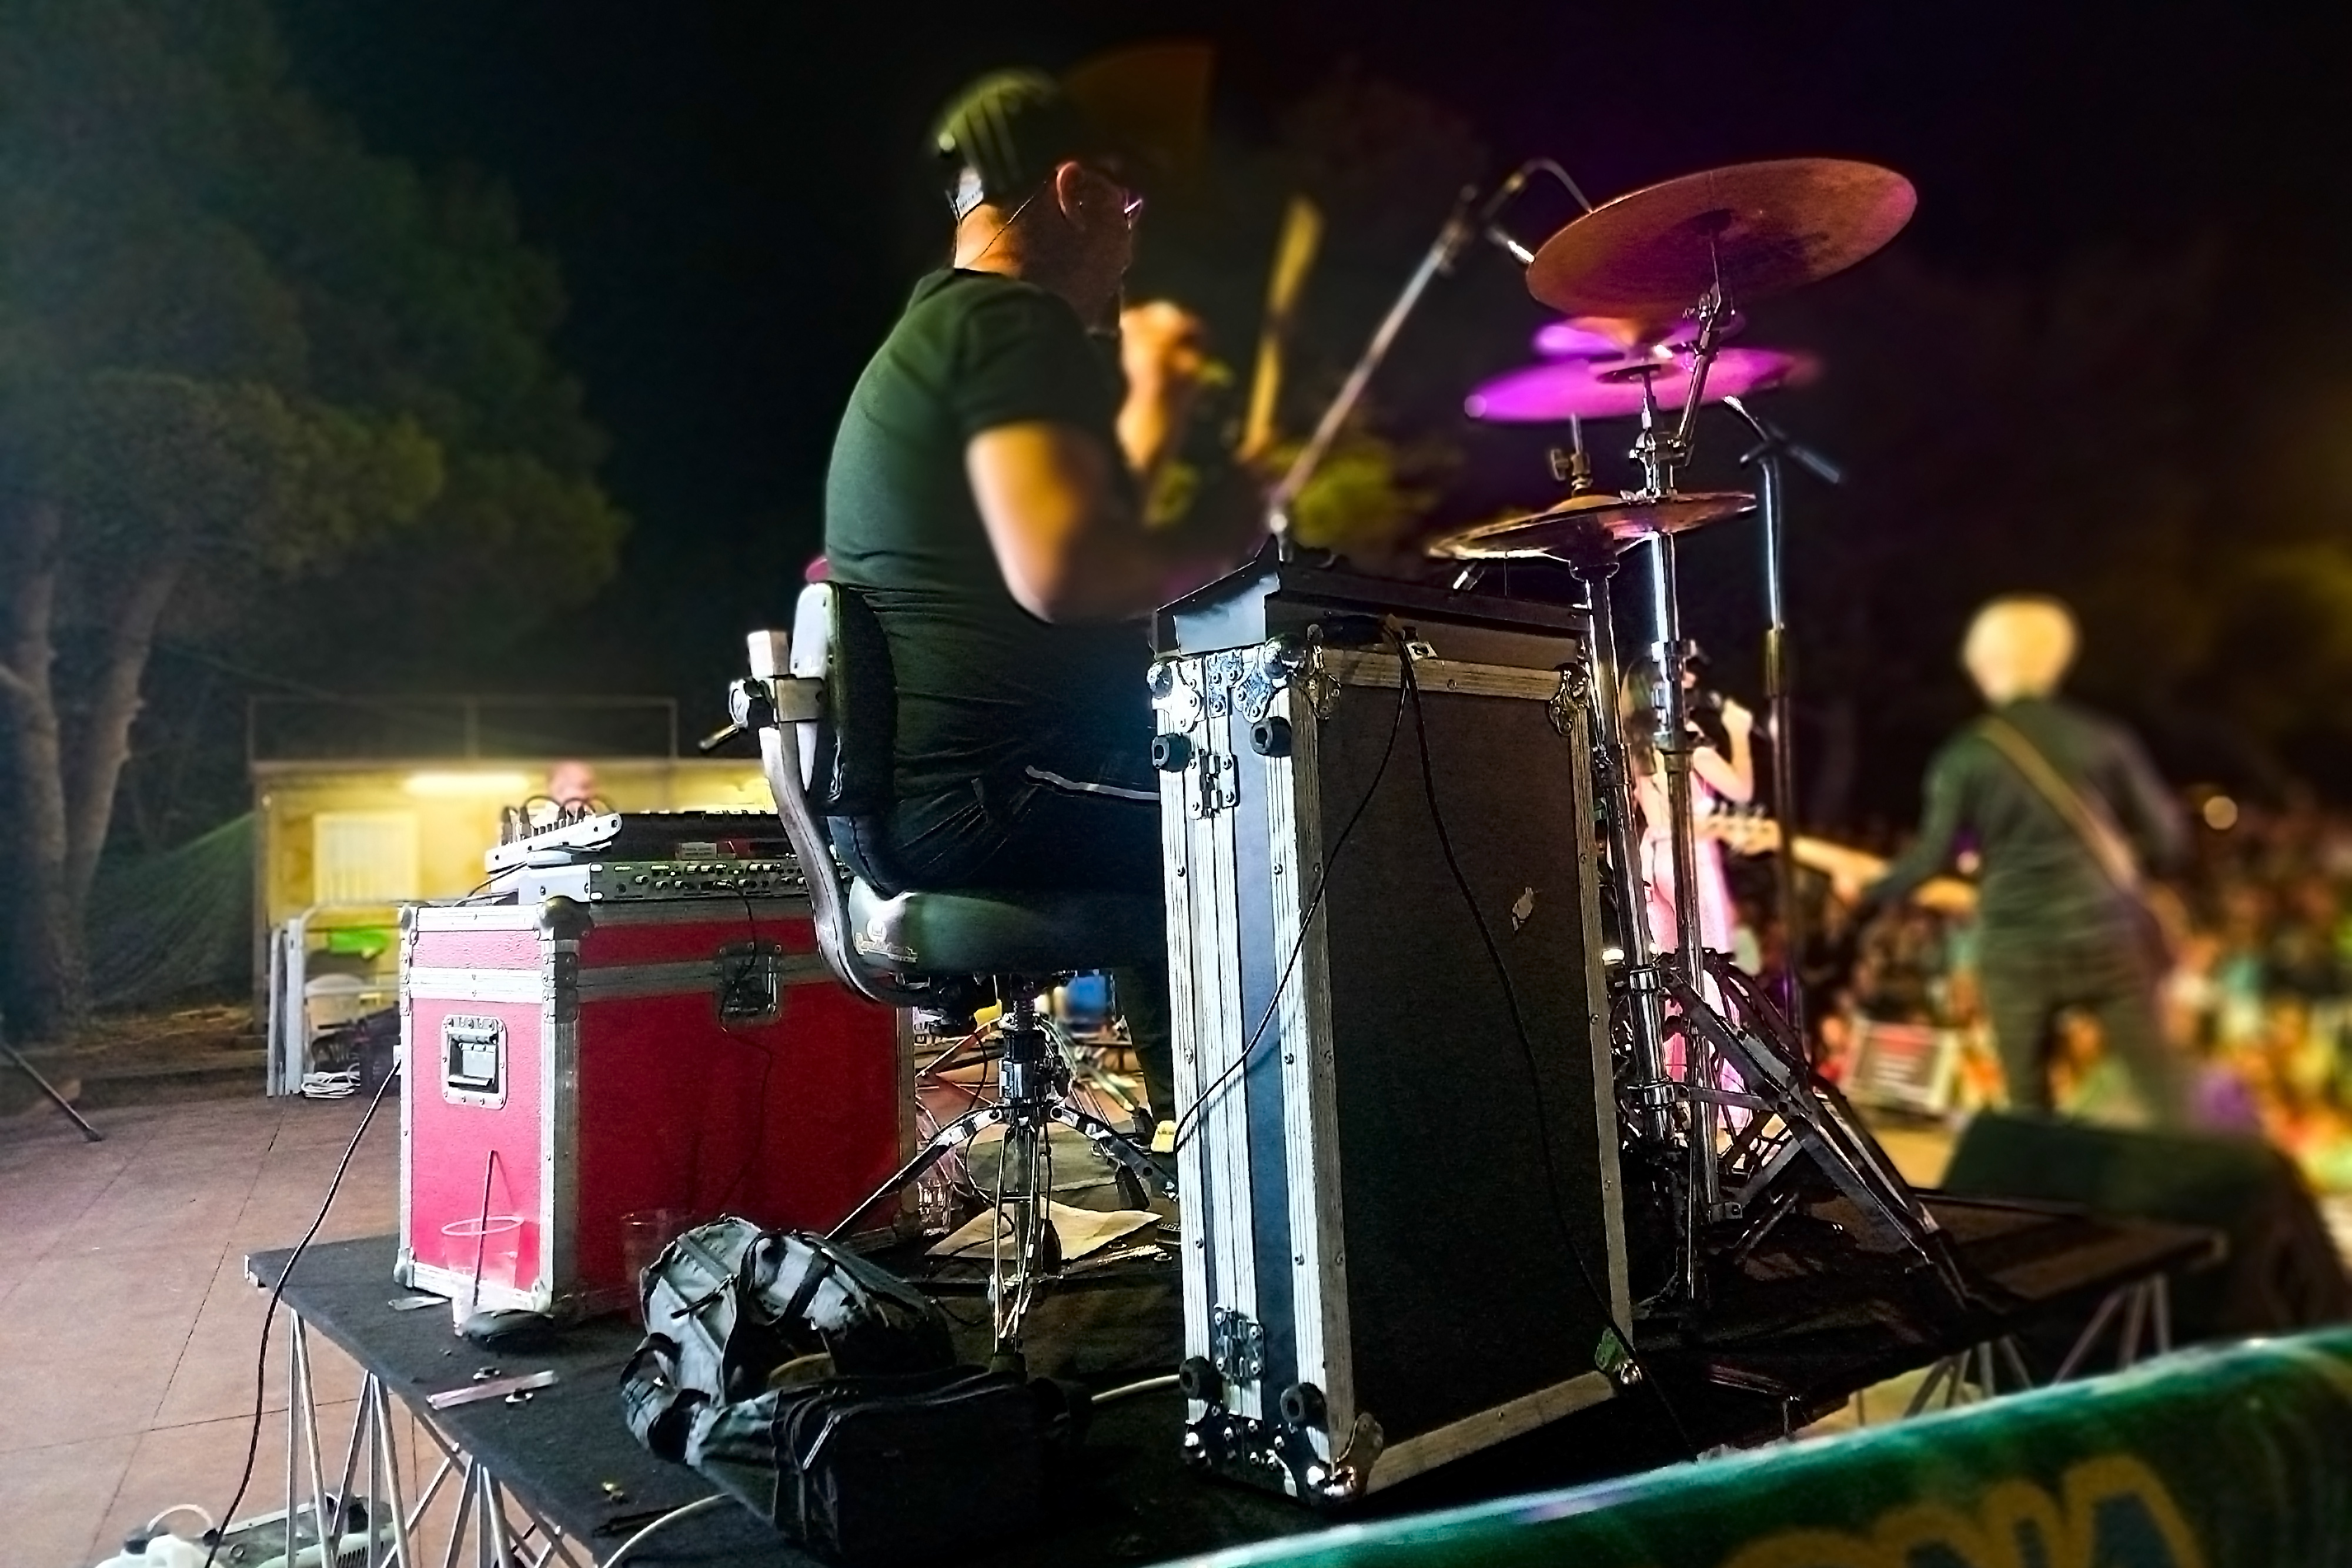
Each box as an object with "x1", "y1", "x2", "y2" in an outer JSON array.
[{"x1": 1295, "y1": 156, "x2": 1973, "y2": 1316}]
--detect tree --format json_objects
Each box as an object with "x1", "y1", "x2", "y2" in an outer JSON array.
[{"x1": 0, "y1": 0, "x2": 626, "y2": 1035}]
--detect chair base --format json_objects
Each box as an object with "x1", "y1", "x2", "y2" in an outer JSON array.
[{"x1": 828, "y1": 999, "x2": 1171, "y2": 1350}]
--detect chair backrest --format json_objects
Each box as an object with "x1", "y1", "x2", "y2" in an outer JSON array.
[
  {"x1": 790, "y1": 584, "x2": 894, "y2": 817},
  {"x1": 746, "y1": 599, "x2": 922, "y2": 1008},
  {"x1": 791, "y1": 584, "x2": 908, "y2": 895}
]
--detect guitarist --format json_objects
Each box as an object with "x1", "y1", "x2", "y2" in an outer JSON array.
[{"x1": 1841, "y1": 596, "x2": 2189, "y2": 1123}]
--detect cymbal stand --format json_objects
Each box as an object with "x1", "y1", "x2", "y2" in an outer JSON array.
[
  {"x1": 1609, "y1": 280, "x2": 1970, "y2": 1319},
  {"x1": 1624, "y1": 333, "x2": 1735, "y2": 1246},
  {"x1": 1723, "y1": 394, "x2": 1845, "y2": 1047},
  {"x1": 1566, "y1": 545, "x2": 1677, "y2": 1152}
]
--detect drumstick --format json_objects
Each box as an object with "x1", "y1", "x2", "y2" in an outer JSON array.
[{"x1": 1241, "y1": 196, "x2": 1323, "y2": 464}]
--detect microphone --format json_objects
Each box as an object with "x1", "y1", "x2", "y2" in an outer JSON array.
[{"x1": 1438, "y1": 161, "x2": 1546, "y2": 276}]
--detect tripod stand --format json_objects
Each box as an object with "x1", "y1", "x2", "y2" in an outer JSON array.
[
  {"x1": 1, "y1": 1017, "x2": 102, "y2": 1142},
  {"x1": 827, "y1": 991, "x2": 1168, "y2": 1362}
]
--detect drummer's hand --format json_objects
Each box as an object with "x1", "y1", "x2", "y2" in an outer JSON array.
[
  {"x1": 1120, "y1": 302, "x2": 1210, "y2": 407},
  {"x1": 1829, "y1": 871, "x2": 1867, "y2": 908},
  {"x1": 1720, "y1": 696, "x2": 1756, "y2": 739}
]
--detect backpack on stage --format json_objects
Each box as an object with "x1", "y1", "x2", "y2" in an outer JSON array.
[{"x1": 619, "y1": 1217, "x2": 1078, "y2": 1562}]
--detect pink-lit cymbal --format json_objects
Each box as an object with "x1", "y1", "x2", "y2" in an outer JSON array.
[
  {"x1": 1532, "y1": 317, "x2": 1658, "y2": 358},
  {"x1": 1531, "y1": 312, "x2": 1743, "y2": 359},
  {"x1": 1465, "y1": 346, "x2": 1815, "y2": 423},
  {"x1": 1526, "y1": 159, "x2": 1916, "y2": 319},
  {"x1": 1426, "y1": 490, "x2": 1759, "y2": 560}
]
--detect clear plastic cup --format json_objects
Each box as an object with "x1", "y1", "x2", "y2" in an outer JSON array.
[
  {"x1": 441, "y1": 1214, "x2": 526, "y2": 1331},
  {"x1": 620, "y1": 1208, "x2": 693, "y2": 1324}
]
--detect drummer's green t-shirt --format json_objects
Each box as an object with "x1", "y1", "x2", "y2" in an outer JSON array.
[{"x1": 823, "y1": 269, "x2": 1150, "y2": 800}]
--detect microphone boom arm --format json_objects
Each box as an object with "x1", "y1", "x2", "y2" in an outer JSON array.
[{"x1": 1268, "y1": 160, "x2": 1573, "y2": 531}]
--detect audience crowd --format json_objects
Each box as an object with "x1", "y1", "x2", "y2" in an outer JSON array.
[{"x1": 1740, "y1": 793, "x2": 2352, "y2": 1190}]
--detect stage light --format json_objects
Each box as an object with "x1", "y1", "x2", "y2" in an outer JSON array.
[
  {"x1": 403, "y1": 771, "x2": 532, "y2": 797},
  {"x1": 2202, "y1": 794, "x2": 2239, "y2": 831}
]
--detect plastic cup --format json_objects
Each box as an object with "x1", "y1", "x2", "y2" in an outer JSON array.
[
  {"x1": 441, "y1": 1214, "x2": 526, "y2": 1332},
  {"x1": 620, "y1": 1208, "x2": 693, "y2": 1323}
]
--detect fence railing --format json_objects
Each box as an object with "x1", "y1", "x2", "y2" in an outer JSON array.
[{"x1": 246, "y1": 694, "x2": 681, "y2": 762}]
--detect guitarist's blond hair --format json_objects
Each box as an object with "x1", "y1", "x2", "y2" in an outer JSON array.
[{"x1": 1962, "y1": 595, "x2": 2077, "y2": 704}]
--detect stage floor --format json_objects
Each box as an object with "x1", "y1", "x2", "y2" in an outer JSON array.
[
  {"x1": 0, "y1": 1091, "x2": 2176, "y2": 1568},
  {"x1": 233, "y1": 1189, "x2": 2213, "y2": 1566}
]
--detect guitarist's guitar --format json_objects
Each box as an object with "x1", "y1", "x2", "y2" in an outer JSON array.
[{"x1": 1698, "y1": 806, "x2": 1978, "y2": 915}]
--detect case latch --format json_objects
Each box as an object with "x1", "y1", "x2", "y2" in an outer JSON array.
[
  {"x1": 441, "y1": 1015, "x2": 507, "y2": 1108},
  {"x1": 1210, "y1": 1304, "x2": 1266, "y2": 1384},
  {"x1": 1191, "y1": 753, "x2": 1239, "y2": 819}
]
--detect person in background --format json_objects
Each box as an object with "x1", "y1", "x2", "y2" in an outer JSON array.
[
  {"x1": 1843, "y1": 595, "x2": 2190, "y2": 1124},
  {"x1": 546, "y1": 760, "x2": 600, "y2": 810}
]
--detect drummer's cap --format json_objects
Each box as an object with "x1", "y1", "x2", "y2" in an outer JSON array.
[{"x1": 931, "y1": 43, "x2": 1211, "y2": 220}]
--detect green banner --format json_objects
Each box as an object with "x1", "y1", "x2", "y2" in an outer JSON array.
[{"x1": 1182, "y1": 1330, "x2": 2352, "y2": 1568}]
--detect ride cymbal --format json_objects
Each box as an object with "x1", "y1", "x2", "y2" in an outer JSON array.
[{"x1": 1525, "y1": 158, "x2": 1915, "y2": 319}]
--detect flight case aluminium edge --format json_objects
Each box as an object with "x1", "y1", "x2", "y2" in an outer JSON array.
[{"x1": 1151, "y1": 629, "x2": 1632, "y2": 1503}]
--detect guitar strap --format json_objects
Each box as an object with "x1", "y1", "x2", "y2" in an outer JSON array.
[{"x1": 1975, "y1": 716, "x2": 2141, "y2": 895}]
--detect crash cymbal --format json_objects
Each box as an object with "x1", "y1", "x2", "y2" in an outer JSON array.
[
  {"x1": 1466, "y1": 346, "x2": 1814, "y2": 423},
  {"x1": 1426, "y1": 490, "x2": 1758, "y2": 560},
  {"x1": 1526, "y1": 158, "x2": 1916, "y2": 319}
]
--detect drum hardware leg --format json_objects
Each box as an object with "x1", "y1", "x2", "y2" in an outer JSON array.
[
  {"x1": 1572, "y1": 554, "x2": 1676, "y2": 1144},
  {"x1": 1671, "y1": 960, "x2": 1982, "y2": 1313},
  {"x1": 1639, "y1": 520, "x2": 1722, "y2": 1231}
]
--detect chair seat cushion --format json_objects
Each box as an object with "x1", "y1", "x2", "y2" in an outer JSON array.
[{"x1": 845, "y1": 881, "x2": 1161, "y2": 978}]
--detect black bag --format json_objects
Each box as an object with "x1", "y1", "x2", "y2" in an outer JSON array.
[
  {"x1": 622, "y1": 1217, "x2": 954, "y2": 1459},
  {"x1": 620, "y1": 1218, "x2": 1078, "y2": 1563},
  {"x1": 686, "y1": 1366, "x2": 1071, "y2": 1562}
]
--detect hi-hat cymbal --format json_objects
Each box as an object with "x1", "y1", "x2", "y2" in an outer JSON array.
[
  {"x1": 1466, "y1": 346, "x2": 1814, "y2": 423},
  {"x1": 1526, "y1": 158, "x2": 1916, "y2": 319},
  {"x1": 1426, "y1": 490, "x2": 1758, "y2": 560}
]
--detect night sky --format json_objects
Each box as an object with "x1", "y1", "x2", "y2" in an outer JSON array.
[{"x1": 278, "y1": 1, "x2": 2350, "y2": 701}]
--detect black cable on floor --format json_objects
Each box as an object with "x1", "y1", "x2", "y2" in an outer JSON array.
[{"x1": 204, "y1": 1068, "x2": 398, "y2": 1567}]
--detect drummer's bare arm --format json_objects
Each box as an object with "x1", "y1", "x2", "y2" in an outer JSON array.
[
  {"x1": 1115, "y1": 300, "x2": 1208, "y2": 492},
  {"x1": 1692, "y1": 697, "x2": 1757, "y2": 803},
  {"x1": 967, "y1": 423, "x2": 1264, "y2": 623}
]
